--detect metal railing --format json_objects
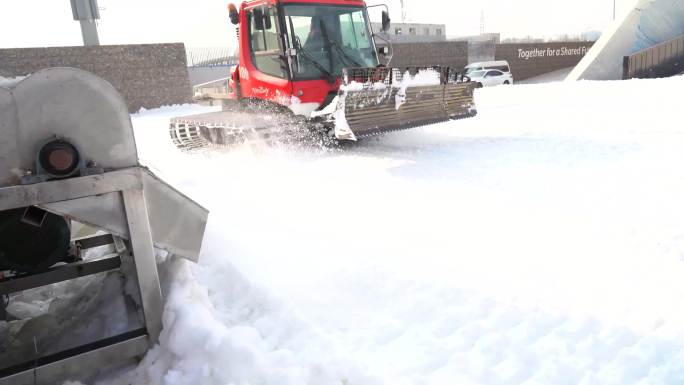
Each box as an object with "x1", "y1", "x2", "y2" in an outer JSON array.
[
  {"x1": 193, "y1": 78, "x2": 230, "y2": 99},
  {"x1": 623, "y1": 34, "x2": 684, "y2": 79},
  {"x1": 342, "y1": 66, "x2": 470, "y2": 88},
  {"x1": 186, "y1": 47, "x2": 238, "y2": 68}
]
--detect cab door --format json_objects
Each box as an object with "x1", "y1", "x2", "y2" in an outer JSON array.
[{"x1": 240, "y1": 5, "x2": 292, "y2": 105}]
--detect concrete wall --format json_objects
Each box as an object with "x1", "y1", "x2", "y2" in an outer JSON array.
[
  {"x1": 388, "y1": 41, "x2": 469, "y2": 70},
  {"x1": 468, "y1": 41, "x2": 496, "y2": 64},
  {"x1": 496, "y1": 42, "x2": 594, "y2": 81},
  {"x1": 0, "y1": 43, "x2": 192, "y2": 112},
  {"x1": 384, "y1": 41, "x2": 592, "y2": 81}
]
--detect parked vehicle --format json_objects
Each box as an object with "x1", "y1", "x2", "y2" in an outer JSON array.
[
  {"x1": 468, "y1": 69, "x2": 514, "y2": 88},
  {"x1": 465, "y1": 60, "x2": 511, "y2": 75}
]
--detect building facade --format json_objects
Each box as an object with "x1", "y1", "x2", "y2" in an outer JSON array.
[
  {"x1": 371, "y1": 22, "x2": 447, "y2": 43},
  {"x1": 450, "y1": 33, "x2": 501, "y2": 44}
]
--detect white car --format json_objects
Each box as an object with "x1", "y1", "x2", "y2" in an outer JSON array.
[
  {"x1": 465, "y1": 60, "x2": 511, "y2": 74},
  {"x1": 468, "y1": 69, "x2": 514, "y2": 88}
]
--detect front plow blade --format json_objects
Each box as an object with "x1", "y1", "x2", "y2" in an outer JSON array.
[{"x1": 336, "y1": 67, "x2": 477, "y2": 140}]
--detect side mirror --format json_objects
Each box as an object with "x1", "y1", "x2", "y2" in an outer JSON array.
[
  {"x1": 381, "y1": 11, "x2": 391, "y2": 32},
  {"x1": 228, "y1": 4, "x2": 239, "y2": 25},
  {"x1": 253, "y1": 8, "x2": 264, "y2": 30}
]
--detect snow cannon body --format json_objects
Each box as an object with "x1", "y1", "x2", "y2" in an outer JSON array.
[{"x1": 0, "y1": 68, "x2": 208, "y2": 384}]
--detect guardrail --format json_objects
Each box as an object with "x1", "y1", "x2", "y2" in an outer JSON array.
[
  {"x1": 193, "y1": 78, "x2": 230, "y2": 99},
  {"x1": 186, "y1": 47, "x2": 238, "y2": 68},
  {"x1": 623, "y1": 34, "x2": 684, "y2": 79}
]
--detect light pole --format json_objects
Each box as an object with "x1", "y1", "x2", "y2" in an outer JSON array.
[
  {"x1": 613, "y1": 0, "x2": 617, "y2": 20},
  {"x1": 70, "y1": 0, "x2": 101, "y2": 46},
  {"x1": 400, "y1": 0, "x2": 406, "y2": 23}
]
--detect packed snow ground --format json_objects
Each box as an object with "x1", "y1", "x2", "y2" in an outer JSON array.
[{"x1": 104, "y1": 76, "x2": 684, "y2": 385}]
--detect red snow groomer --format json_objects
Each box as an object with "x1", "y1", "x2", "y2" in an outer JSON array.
[{"x1": 170, "y1": 0, "x2": 477, "y2": 150}]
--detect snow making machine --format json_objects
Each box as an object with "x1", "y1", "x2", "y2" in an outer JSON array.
[
  {"x1": 170, "y1": 0, "x2": 477, "y2": 151},
  {"x1": 0, "y1": 68, "x2": 208, "y2": 384}
]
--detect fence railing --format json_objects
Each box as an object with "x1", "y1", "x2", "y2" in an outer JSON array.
[
  {"x1": 193, "y1": 78, "x2": 230, "y2": 99},
  {"x1": 623, "y1": 34, "x2": 684, "y2": 79},
  {"x1": 186, "y1": 47, "x2": 238, "y2": 68}
]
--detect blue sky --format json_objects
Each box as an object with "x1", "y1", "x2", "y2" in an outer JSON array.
[{"x1": 0, "y1": 0, "x2": 632, "y2": 48}]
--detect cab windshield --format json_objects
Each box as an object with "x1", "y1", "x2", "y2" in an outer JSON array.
[{"x1": 284, "y1": 5, "x2": 378, "y2": 80}]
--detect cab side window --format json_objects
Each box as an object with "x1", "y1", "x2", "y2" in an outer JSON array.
[
  {"x1": 339, "y1": 10, "x2": 371, "y2": 50},
  {"x1": 248, "y1": 7, "x2": 286, "y2": 78}
]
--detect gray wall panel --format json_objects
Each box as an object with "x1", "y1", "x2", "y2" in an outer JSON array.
[{"x1": 0, "y1": 43, "x2": 192, "y2": 112}]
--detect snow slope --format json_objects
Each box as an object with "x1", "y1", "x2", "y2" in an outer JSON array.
[{"x1": 103, "y1": 76, "x2": 684, "y2": 385}]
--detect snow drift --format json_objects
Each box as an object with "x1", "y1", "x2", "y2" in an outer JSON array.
[{"x1": 86, "y1": 75, "x2": 684, "y2": 385}]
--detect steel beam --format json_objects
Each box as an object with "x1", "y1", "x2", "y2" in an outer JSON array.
[
  {"x1": 0, "y1": 334, "x2": 148, "y2": 385},
  {"x1": 74, "y1": 234, "x2": 115, "y2": 250},
  {"x1": 0, "y1": 168, "x2": 143, "y2": 212},
  {"x1": 0, "y1": 256, "x2": 121, "y2": 295},
  {"x1": 123, "y1": 189, "x2": 163, "y2": 344}
]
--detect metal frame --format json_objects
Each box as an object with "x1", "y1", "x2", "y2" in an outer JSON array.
[
  {"x1": 0, "y1": 255, "x2": 121, "y2": 295},
  {"x1": 0, "y1": 169, "x2": 142, "y2": 212},
  {"x1": 0, "y1": 166, "x2": 167, "y2": 384},
  {"x1": 0, "y1": 335, "x2": 149, "y2": 385},
  {"x1": 0, "y1": 168, "x2": 207, "y2": 263}
]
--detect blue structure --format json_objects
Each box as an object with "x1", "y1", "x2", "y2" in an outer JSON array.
[{"x1": 633, "y1": 0, "x2": 684, "y2": 51}]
